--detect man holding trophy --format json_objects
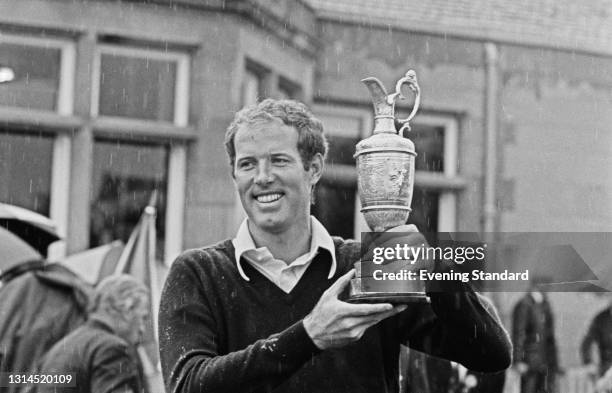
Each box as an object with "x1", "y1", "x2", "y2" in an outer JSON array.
[{"x1": 159, "y1": 72, "x2": 512, "y2": 392}]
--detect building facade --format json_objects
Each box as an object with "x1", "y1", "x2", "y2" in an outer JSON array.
[
  {"x1": 2, "y1": 0, "x2": 611, "y2": 371},
  {"x1": 0, "y1": 0, "x2": 318, "y2": 265}
]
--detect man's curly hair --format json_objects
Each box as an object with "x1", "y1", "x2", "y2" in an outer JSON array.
[{"x1": 224, "y1": 99, "x2": 328, "y2": 171}]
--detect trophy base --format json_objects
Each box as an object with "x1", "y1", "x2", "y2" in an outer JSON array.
[
  {"x1": 346, "y1": 291, "x2": 430, "y2": 304},
  {"x1": 347, "y1": 274, "x2": 427, "y2": 304}
]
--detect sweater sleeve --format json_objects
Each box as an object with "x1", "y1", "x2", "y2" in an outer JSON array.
[
  {"x1": 158, "y1": 250, "x2": 320, "y2": 393},
  {"x1": 397, "y1": 261, "x2": 512, "y2": 373}
]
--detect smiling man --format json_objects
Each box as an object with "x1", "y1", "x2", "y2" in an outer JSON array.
[{"x1": 158, "y1": 99, "x2": 511, "y2": 393}]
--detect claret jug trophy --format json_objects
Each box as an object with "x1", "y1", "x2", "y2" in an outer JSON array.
[{"x1": 347, "y1": 70, "x2": 429, "y2": 303}]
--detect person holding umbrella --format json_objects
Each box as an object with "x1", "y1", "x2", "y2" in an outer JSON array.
[{"x1": 0, "y1": 203, "x2": 92, "y2": 393}]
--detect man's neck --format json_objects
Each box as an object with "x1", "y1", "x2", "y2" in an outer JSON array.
[{"x1": 248, "y1": 218, "x2": 312, "y2": 264}]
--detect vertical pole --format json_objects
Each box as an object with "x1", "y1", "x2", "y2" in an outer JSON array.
[
  {"x1": 67, "y1": 32, "x2": 96, "y2": 254},
  {"x1": 484, "y1": 42, "x2": 499, "y2": 235},
  {"x1": 48, "y1": 134, "x2": 71, "y2": 260},
  {"x1": 165, "y1": 144, "x2": 186, "y2": 266},
  {"x1": 483, "y1": 43, "x2": 504, "y2": 312}
]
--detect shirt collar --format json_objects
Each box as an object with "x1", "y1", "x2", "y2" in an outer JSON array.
[{"x1": 232, "y1": 217, "x2": 336, "y2": 281}]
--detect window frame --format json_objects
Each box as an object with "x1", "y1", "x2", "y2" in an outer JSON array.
[
  {"x1": 241, "y1": 61, "x2": 268, "y2": 106},
  {"x1": 90, "y1": 44, "x2": 190, "y2": 127},
  {"x1": 409, "y1": 112, "x2": 459, "y2": 232},
  {"x1": 312, "y1": 104, "x2": 372, "y2": 239},
  {"x1": 90, "y1": 44, "x2": 190, "y2": 266},
  {"x1": 313, "y1": 104, "x2": 462, "y2": 236},
  {"x1": 0, "y1": 34, "x2": 76, "y2": 259},
  {"x1": 0, "y1": 33, "x2": 75, "y2": 115},
  {"x1": 277, "y1": 75, "x2": 302, "y2": 100}
]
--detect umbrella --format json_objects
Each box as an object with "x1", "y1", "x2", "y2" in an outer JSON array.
[
  {"x1": 0, "y1": 226, "x2": 43, "y2": 278},
  {"x1": 0, "y1": 203, "x2": 61, "y2": 256}
]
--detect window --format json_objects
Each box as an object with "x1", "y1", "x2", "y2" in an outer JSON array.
[
  {"x1": 277, "y1": 76, "x2": 302, "y2": 100},
  {"x1": 0, "y1": 34, "x2": 74, "y2": 114},
  {"x1": 412, "y1": 125, "x2": 445, "y2": 172},
  {"x1": 239, "y1": 60, "x2": 302, "y2": 105},
  {"x1": 312, "y1": 107, "x2": 370, "y2": 239},
  {"x1": 313, "y1": 105, "x2": 461, "y2": 239},
  {"x1": 90, "y1": 140, "x2": 168, "y2": 257},
  {"x1": 0, "y1": 131, "x2": 54, "y2": 215},
  {"x1": 404, "y1": 113, "x2": 460, "y2": 235},
  {"x1": 241, "y1": 67, "x2": 264, "y2": 106},
  {"x1": 90, "y1": 44, "x2": 190, "y2": 264},
  {"x1": 0, "y1": 35, "x2": 75, "y2": 259},
  {"x1": 92, "y1": 45, "x2": 189, "y2": 125}
]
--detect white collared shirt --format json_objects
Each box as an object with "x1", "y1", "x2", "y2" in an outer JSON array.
[{"x1": 232, "y1": 217, "x2": 337, "y2": 293}]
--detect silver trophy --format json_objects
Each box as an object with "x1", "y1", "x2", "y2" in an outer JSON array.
[{"x1": 348, "y1": 70, "x2": 428, "y2": 303}]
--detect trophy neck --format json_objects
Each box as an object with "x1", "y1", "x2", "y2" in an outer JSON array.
[{"x1": 372, "y1": 115, "x2": 397, "y2": 135}]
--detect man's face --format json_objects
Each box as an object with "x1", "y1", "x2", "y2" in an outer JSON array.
[{"x1": 233, "y1": 119, "x2": 322, "y2": 234}]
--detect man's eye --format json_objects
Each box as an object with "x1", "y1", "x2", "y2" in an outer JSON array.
[
  {"x1": 272, "y1": 157, "x2": 289, "y2": 165},
  {"x1": 237, "y1": 161, "x2": 254, "y2": 170}
]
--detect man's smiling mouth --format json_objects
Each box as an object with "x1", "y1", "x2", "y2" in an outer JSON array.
[{"x1": 255, "y1": 193, "x2": 283, "y2": 203}]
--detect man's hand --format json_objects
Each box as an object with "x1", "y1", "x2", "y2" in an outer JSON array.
[
  {"x1": 303, "y1": 269, "x2": 407, "y2": 350},
  {"x1": 386, "y1": 224, "x2": 419, "y2": 234}
]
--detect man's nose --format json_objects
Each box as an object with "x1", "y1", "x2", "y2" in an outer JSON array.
[{"x1": 254, "y1": 160, "x2": 274, "y2": 185}]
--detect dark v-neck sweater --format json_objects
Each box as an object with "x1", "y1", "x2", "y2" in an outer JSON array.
[{"x1": 159, "y1": 238, "x2": 511, "y2": 393}]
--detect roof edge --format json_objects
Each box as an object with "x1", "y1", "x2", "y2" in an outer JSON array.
[{"x1": 317, "y1": 11, "x2": 612, "y2": 58}]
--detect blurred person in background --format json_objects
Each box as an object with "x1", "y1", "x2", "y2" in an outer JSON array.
[
  {"x1": 0, "y1": 262, "x2": 91, "y2": 393},
  {"x1": 581, "y1": 297, "x2": 612, "y2": 384},
  {"x1": 31, "y1": 274, "x2": 148, "y2": 393},
  {"x1": 512, "y1": 279, "x2": 559, "y2": 393}
]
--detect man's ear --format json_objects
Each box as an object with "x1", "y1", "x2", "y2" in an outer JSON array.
[{"x1": 308, "y1": 153, "x2": 324, "y2": 184}]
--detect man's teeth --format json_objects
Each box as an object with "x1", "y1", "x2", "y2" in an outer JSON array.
[{"x1": 256, "y1": 193, "x2": 282, "y2": 203}]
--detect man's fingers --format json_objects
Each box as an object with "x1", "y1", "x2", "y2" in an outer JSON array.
[
  {"x1": 326, "y1": 269, "x2": 355, "y2": 296},
  {"x1": 367, "y1": 304, "x2": 407, "y2": 322},
  {"x1": 386, "y1": 224, "x2": 419, "y2": 233},
  {"x1": 374, "y1": 305, "x2": 407, "y2": 321},
  {"x1": 341, "y1": 302, "x2": 396, "y2": 316},
  {"x1": 345, "y1": 305, "x2": 408, "y2": 330}
]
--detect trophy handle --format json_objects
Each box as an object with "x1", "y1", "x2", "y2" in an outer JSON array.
[{"x1": 387, "y1": 70, "x2": 421, "y2": 136}]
